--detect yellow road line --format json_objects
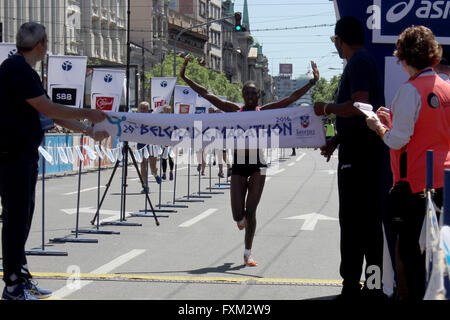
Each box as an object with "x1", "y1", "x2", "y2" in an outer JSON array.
[{"x1": 0, "y1": 272, "x2": 343, "y2": 286}]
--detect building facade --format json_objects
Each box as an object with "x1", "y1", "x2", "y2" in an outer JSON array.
[
  {"x1": 167, "y1": 0, "x2": 208, "y2": 61},
  {"x1": 0, "y1": 0, "x2": 275, "y2": 103},
  {"x1": 273, "y1": 74, "x2": 313, "y2": 106},
  {"x1": 0, "y1": 0, "x2": 128, "y2": 64},
  {"x1": 0, "y1": 0, "x2": 66, "y2": 55}
]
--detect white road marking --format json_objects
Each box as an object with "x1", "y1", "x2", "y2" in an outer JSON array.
[
  {"x1": 266, "y1": 168, "x2": 285, "y2": 176},
  {"x1": 63, "y1": 186, "x2": 105, "y2": 195},
  {"x1": 296, "y1": 153, "x2": 306, "y2": 162},
  {"x1": 288, "y1": 162, "x2": 295, "y2": 167},
  {"x1": 51, "y1": 249, "x2": 146, "y2": 299},
  {"x1": 59, "y1": 207, "x2": 132, "y2": 223},
  {"x1": 179, "y1": 208, "x2": 218, "y2": 228},
  {"x1": 284, "y1": 213, "x2": 338, "y2": 231},
  {"x1": 319, "y1": 169, "x2": 337, "y2": 175}
]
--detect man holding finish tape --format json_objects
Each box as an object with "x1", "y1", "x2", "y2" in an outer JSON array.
[
  {"x1": 313, "y1": 16, "x2": 386, "y2": 300},
  {"x1": 0, "y1": 22, "x2": 109, "y2": 300}
]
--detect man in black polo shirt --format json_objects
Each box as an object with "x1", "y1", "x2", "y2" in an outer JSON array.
[
  {"x1": 0, "y1": 22, "x2": 108, "y2": 300},
  {"x1": 314, "y1": 16, "x2": 386, "y2": 300}
]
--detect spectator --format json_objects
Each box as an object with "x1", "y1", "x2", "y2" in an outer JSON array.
[{"x1": 366, "y1": 25, "x2": 450, "y2": 300}]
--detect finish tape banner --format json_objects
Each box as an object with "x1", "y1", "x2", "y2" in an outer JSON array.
[
  {"x1": 93, "y1": 106, "x2": 326, "y2": 149},
  {"x1": 0, "y1": 43, "x2": 17, "y2": 65},
  {"x1": 48, "y1": 55, "x2": 87, "y2": 108},
  {"x1": 91, "y1": 68, "x2": 125, "y2": 112},
  {"x1": 174, "y1": 85, "x2": 197, "y2": 114},
  {"x1": 150, "y1": 77, "x2": 177, "y2": 111}
]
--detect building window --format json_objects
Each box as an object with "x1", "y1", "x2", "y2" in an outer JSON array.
[{"x1": 200, "y1": 2, "x2": 206, "y2": 18}]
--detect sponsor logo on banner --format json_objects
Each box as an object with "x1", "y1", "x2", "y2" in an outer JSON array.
[
  {"x1": 296, "y1": 114, "x2": 315, "y2": 138},
  {"x1": 179, "y1": 104, "x2": 190, "y2": 114},
  {"x1": 195, "y1": 107, "x2": 206, "y2": 114},
  {"x1": 300, "y1": 115, "x2": 310, "y2": 128},
  {"x1": 153, "y1": 96, "x2": 166, "y2": 108},
  {"x1": 62, "y1": 60, "x2": 73, "y2": 71},
  {"x1": 160, "y1": 81, "x2": 168, "y2": 88},
  {"x1": 183, "y1": 89, "x2": 190, "y2": 95},
  {"x1": 369, "y1": 0, "x2": 450, "y2": 44},
  {"x1": 52, "y1": 88, "x2": 77, "y2": 105},
  {"x1": 95, "y1": 96, "x2": 114, "y2": 110},
  {"x1": 104, "y1": 74, "x2": 113, "y2": 83}
]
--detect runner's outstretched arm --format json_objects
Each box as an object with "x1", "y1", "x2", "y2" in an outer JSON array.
[
  {"x1": 261, "y1": 61, "x2": 319, "y2": 110},
  {"x1": 180, "y1": 55, "x2": 240, "y2": 113}
]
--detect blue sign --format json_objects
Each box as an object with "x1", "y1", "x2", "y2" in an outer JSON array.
[
  {"x1": 38, "y1": 134, "x2": 73, "y2": 175},
  {"x1": 195, "y1": 107, "x2": 206, "y2": 114},
  {"x1": 371, "y1": 0, "x2": 450, "y2": 44},
  {"x1": 334, "y1": 0, "x2": 450, "y2": 87}
]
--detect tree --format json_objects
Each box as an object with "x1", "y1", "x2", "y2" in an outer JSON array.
[
  {"x1": 145, "y1": 54, "x2": 243, "y2": 104},
  {"x1": 311, "y1": 74, "x2": 341, "y2": 104},
  {"x1": 311, "y1": 75, "x2": 341, "y2": 123}
]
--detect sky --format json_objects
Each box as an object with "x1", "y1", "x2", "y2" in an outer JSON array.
[{"x1": 234, "y1": 0, "x2": 343, "y2": 81}]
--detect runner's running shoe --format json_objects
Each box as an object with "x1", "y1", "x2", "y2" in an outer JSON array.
[
  {"x1": 237, "y1": 218, "x2": 246, "y2": 230},
  {"x1": 244, "y1": 255, "x2": 258, "y2": 267}
]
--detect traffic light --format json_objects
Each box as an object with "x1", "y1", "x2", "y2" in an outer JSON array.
[{"x1": 234, "y1": 12, "x2": 244, "y2": 31}]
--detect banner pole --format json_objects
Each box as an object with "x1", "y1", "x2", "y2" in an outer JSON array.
[
  {"x1": 444, "y1": 170, "x2": 450, "y2": 227},
  {"x1": 172, "y1": 148, "x2": 178, "y2": 204},
  {"x1": 426, "y1": 150, "x2": 433, "y2": 191},
  {"x1": 158, "y1": 153, "x2": 162, "y2": 207},
  {"x1": 201, "y1": 150, "x2": 223, "y2": 195},
  {"x1": 129, "y1": 146, "x2": 177, "y2": 217},
  {"x1": 26, "y1": 140, "x2": 68, "y2": 256},
  {"x1": 76, "y1": 140, "x2": 119, "y2": 235},
  {"x1": 161, "y1": 148, "x2": 188, "y2": 208},
  {"x1": 175, "y1": 148, "x2": 203, "y2": 203},
  {"x1": 50, "y1": 135, "x2": 98, "y2": 243}
]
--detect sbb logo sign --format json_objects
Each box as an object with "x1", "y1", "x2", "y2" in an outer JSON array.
[
  {"x1": 95, "y1": 97, "x2": 114, "y2": 111},
  {"x1": 53, "y1": 88, "x2": 77, "y2": 106}
]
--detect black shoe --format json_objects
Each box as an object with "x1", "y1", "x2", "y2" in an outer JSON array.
[
  {"x1": 2, "y1": 283, "x2": 39, "y2": 300},
  {"x1": 24, "y1": 279, "x2": 52, "y2": 299}
]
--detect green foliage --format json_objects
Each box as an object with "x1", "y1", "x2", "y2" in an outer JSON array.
[
  {"x1": 311, "y1": 74, "x2": 341, "y2": 104},
  {"x1": 145, "y1": 54, "x2": 243, "y2": 103},
  {"x1": 311, "y1": 75, "x2": 341, "y2": 123}
]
